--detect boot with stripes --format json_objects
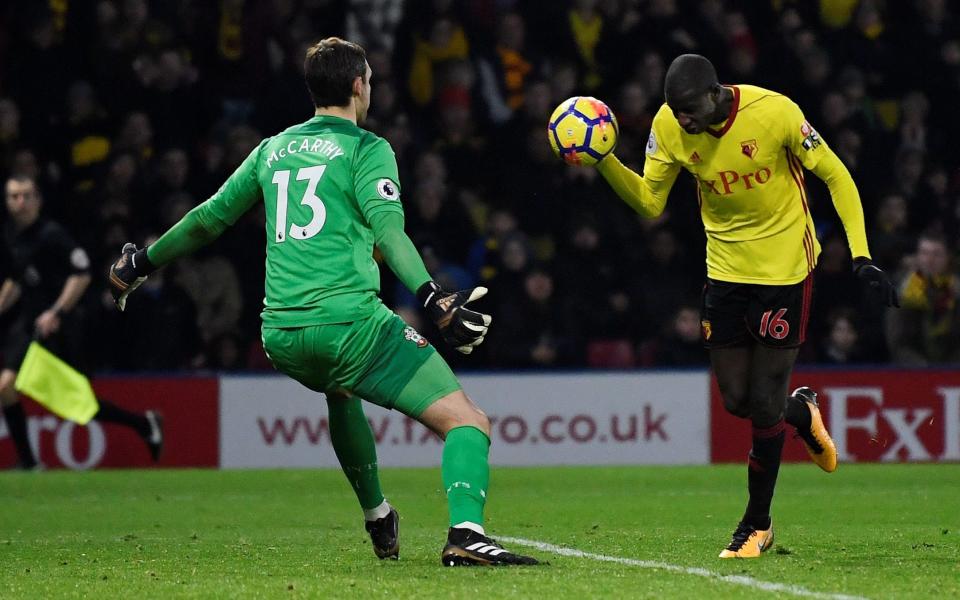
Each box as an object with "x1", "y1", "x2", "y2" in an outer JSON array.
[{"x1": 441, "y1": 528, "x2": 540, "y2": 566}]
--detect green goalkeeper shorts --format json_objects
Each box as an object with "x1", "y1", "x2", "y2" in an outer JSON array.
[{"x1": 261, "y1": 304, "x2": 461, "y2": 417}]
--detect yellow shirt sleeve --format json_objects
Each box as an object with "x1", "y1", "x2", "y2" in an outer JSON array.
[
  {"x1": 782, "y1": 99, "x2": 871, "y2": 260},
  {"x1": 810, "y1": 151, "x2": 871, "y2": 259},
  {"x1": 596, "y1": 115, "x2": 680, "y2": 218}
]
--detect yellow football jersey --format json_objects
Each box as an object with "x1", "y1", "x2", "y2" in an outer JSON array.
[{"x1": 599, "y1": 84, "x2": 870, "y2": 285}]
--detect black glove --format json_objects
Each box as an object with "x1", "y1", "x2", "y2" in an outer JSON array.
[
  {"x1": 416, "y1": 281, "x2": 492, "y2": 354},
  {"x1": 853, "y1": 257, "x2": 899, "y2": 308},
  {"x1": 108, "y1": 243, "x2": 156, "y2": 311}
]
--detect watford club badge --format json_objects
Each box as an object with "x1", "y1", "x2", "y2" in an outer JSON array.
[
  {"x1": 740, "y1": 139, "x2": 758, "y2": 159},
  {"x1": 701, "y1": 320, "x2": 713, "y2": 341}
]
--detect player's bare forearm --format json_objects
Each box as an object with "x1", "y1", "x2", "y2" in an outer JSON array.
[
  {"x1": 596, "y1": 155, "x2": 671, "y2": 218},
  {"x1": 147, "y1": 205, "x2": 225, "y2": 268},
  {"x1": 370, "y1": 211, "x2": 431, "y2": 293},
  {"x1": 812, "y1": 150, "x2": 870, "y2": 259},
  {"x1": 52, "y1": 273, "x2": 91, "y2": 314},
  {"x1": 0, "y1": 278, "x2": 21, "y2": 315}
]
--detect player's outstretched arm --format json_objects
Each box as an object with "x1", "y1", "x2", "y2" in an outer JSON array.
[
  {"x1": 784, "y1": 99, "x2": 898, "y2": 307},
  {"x1": 595, "y1": 154, "x2": 678, "y2": 218},
  {"x1": 108, "y1": 145, "x2": 263, "y2": 311},
  {"x1": 107, "y1": 207, "x2": 223, "y2": 311},
  {"x1": 370, "y1": 211, "x2": 491, "y2": 353},
  {"x1": 810, "y1": 150, "x2": 870, "y2": 259}
]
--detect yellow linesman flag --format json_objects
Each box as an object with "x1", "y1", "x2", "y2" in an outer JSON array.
[{"x1": 14, "y1": 341, "x2": 99, "y2": 425}]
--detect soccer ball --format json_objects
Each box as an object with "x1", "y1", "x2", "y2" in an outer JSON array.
[{"x1": 547, "y1": 96, "x2": 619, "y2": 166}]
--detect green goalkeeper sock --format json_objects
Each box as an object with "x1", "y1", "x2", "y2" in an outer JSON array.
[
  {"x1": 327, "y1": 396, "x2": 384, "y2": 511},
  {"x1": 442, "y1": 425, "x2": 490, "y2": 528}
]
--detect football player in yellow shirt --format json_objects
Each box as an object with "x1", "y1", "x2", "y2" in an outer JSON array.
[{"x1": 595, "y1": 54, "x2": 898, "y2": 558}]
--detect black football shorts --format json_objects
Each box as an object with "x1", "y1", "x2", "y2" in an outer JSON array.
[
  {"x1": 700, "y1": 274, "x2": 814, "y2": 349},
  {"x1": 1, "y1": 312, "x2": 85, "y2": 372}
]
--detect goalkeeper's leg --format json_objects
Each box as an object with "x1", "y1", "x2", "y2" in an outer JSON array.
[
  {"x1": 263, "y1": 310, "x2": 539, "y2": 566},
  {"x1": 396, "y1": 355, "x2": 538, "y2": 566},
  {"x1": 325, "y1": 391, "x2": 398, "y2": 559}
]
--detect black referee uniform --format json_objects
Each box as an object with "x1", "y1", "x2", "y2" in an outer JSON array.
[
  {"x1": 2, "y1": 217, "x2": 89, "y2": 369},
  {"x1": 0, "y1": 216, "x2": 163, "y2": 469}
]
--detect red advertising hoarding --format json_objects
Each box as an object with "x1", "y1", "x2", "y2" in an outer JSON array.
[
  {"x1": 0, "y1": 377, "x2": 219, "y2": 469},
  {"x1": 4, "y1": 370, "x2": 957, "y2": 469},
  {"x1": 711, "y1": 370, "x2": 960, "y2": 463}
]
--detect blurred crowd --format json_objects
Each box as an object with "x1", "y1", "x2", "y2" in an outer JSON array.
[{"x1": 1, "y1": 0, "x2": 959, "y2": 372}]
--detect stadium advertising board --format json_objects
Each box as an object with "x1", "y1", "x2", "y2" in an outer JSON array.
[
  {"x1": 0, "y1": 377, "x2": 219, "y2": 469},
  {"x1": 219, "y1": 373, "x2": 710, "y2": 468},
  {"x1": 8, "y1": 369, "x2": 955, "y2": 470},
  {"x1": 711, "y1": 370, "x2": 960, "y2": 463}
]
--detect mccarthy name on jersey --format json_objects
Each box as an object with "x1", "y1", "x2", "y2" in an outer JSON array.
[{"x1": 265, "y1": 137, "x2": 346, "y2": 168}]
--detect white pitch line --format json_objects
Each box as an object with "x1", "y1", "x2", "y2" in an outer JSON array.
[{"x1": 500, "y1": 537, "x2": 868, "y2": 600}]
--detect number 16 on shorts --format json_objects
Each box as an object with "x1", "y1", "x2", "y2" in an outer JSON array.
[
  {"x1": 758, "y1": 308, "x2": 789, "y2": 340},
  {"x1": 752, "y1": 274, "x2": 812, "y2": 348},
  {"x1": 700, "y1": 276, "x2": 812, "y2": 349}
]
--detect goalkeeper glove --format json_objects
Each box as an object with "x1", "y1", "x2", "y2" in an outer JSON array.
[
  {"x1": 108, "y1": 243, "x2": 156, "y2": 311},
  {"x1": 853, "y1": 257, "x2": 899, "y2": 307},
  {"x1": 416, "y1": 281, "x2": 492, "y2": 354}
]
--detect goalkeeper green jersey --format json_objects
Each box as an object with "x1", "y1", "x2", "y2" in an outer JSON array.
[{"x1": 193, "y1": 115, "x2": 405, "y2": 328}]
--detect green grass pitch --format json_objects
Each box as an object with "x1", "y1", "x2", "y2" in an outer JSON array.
[{"x1": 2, "y1": 464, "x2": 957, "y2": 598}]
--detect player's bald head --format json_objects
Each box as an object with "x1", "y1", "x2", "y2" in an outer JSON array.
[
  {"x1": 662, "y1": 54, "x2": 730, "y2": 134},
  {"x1": 664, "y1": 54, "x2": 718, "y2": 103}
]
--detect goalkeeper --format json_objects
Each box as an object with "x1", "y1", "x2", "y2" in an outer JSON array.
[{"x1": 108, "y1": 37, "x2": 538, "y2": 567}]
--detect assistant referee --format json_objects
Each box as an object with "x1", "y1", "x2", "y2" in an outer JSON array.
[{"x1": 0, "y1": 174, "x2": 163, "y2": 470}]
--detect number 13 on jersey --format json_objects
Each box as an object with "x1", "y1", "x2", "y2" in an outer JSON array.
[{"x1": 271, "y1": 165, "x2": 328, "y2": 243}]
